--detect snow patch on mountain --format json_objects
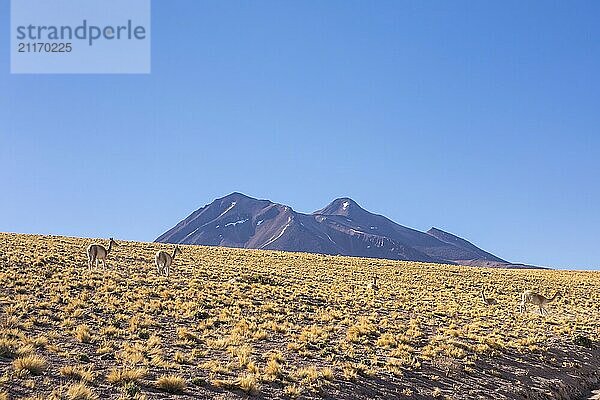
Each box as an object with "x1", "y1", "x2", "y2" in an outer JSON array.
[{"x1": 225, "y1": 218, "x2": 248, "y2": 227}]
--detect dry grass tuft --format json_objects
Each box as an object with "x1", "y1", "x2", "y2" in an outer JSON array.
[
  {"x1": 237, "y1": 373, "x2": 259, "y2": 395},
  {"x1": 0, "y1": 338, "x2": 17, "y2": 358},
  {"x1": 65, "y1": 382, "x2": 98, "y2": 400},
  {"x1": 60, "y1": 365, "x2": 95, "y2": 382},
  {"x1": 263, "y1": 357, "x2": 283, "y2": 381},
  {"x1": 13, "y1": 355, "x2": 47, "y2": 375},
  {"x1": 74, "y1": 325, "x2": 93, "y2": 344},
  {"x1": 156, "y1": 375, "x2": 186, "y2": 394},
  {"x1": 211, "y1": 374, "x2": 259, "y2": 395},
  {"x1": 284, "y1": 384, "x2": 302, "y2": 398},
  {"x1": 106, "y1": 368, "x2": 147, "y2": 385}
]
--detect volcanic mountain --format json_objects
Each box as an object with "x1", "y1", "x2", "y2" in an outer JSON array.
[{"x1": 156, "y1": 192, "x2": 537, "y2": 268}]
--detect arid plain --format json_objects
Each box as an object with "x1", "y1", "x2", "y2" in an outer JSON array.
[{"x1": 0, "y1": 233, "x2": 599, "y2": 399}]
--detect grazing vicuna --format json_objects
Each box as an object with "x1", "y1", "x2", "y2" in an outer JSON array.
[
  {"x1": 155, "y1": 245, "x2": 182, "y2": 277},
  {"x1": 87, "y1": 238, "x2": 116, "y2": 269},
  {"x1": 367, "y1": 275, "x2": 379, "y2": 292},
  {"x1": 481, "y1": 290, "x2": 497, "y2": 306},
  {"x1": 519, "y1": 290, "x2": 560, "y2": 315}
]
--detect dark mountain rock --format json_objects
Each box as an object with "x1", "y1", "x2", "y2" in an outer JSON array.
[
  {"x1": 426, "y1": 227, "x2": 506, "y2": 263},
  {"x1": 156, "y1": 192, "x2": 541, "y2": 268}
]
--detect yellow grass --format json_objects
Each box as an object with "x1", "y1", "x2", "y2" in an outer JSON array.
[
  {"x1": 12, "y1": 355, "x2": 47, "y2": 375},
  {"x1": 155, "y1": 375, "x2": 186, "y2": 393},
  {"x1": 106, "y1": 368, "x2": 147, "y2": 385},
  {"x1": 0, "y1": 232, "x2": 599, "y2": 399},
  {"x1": 60, "y1": 365, "x2": 95, "y2": 382},
  {"x1": 65, "y1": 382, "x2": 98, "y2": 400}
]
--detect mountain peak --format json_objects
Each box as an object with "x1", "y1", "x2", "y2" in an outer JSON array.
[
  {"x1": 314, "y1": 197, "x2": 366, "y2": 217},
  {"x1": 332, "y1": 197, "x2": 360, "y2": 212},
  {"x1": 219, "y1": 192, "x2": 256, "y2": 201},
  {"x1": 156, "y1": 193, "x2": 539, "y2": 268},
  {"x1": 337, "y1": 197, "x2": 358, "y2": 208}
]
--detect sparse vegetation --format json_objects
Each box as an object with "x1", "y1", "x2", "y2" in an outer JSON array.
[
  {"x1": 106, "y1": 368, "x2": 147, "y2": 386},
  {"x1": 13, "y1": 355, "x2": 47, "y2": 376},
  {"x1": 0, "y1": 233, "x2": 599, "y2": 398},
  {"x1": 74, "y1": 325, "x2": 93, "y2": 344},
  {"x1": 155, "y1": 375, "x2": 186, "y2": 394},
  {"x1": 236, "y1": 373, "x2": 259, "y2": 395},
  {"x1": 65, "y1": 382, "x2": 98, "y2": 400},
  {"x1": 60, "y1": 365, "x2": 95, "y2": 382}
]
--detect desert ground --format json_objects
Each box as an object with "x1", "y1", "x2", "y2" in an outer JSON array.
[{"x1": 0, "y1": 233, "x2": 599, "y2": 399}]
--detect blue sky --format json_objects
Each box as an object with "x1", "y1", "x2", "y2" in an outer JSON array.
[{"x1": 1, "y1": 1, "x2": 599, "y2": 269}]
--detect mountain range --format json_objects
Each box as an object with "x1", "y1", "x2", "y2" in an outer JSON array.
[{"x1": 156, "y1": 192, "x2": 540, "y2": 268}]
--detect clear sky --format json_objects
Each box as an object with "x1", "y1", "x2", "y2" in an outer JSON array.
[{"x1": 1, "y1": 1, "x2": 599, "y2": 269}]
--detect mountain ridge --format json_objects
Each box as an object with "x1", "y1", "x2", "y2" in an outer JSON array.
[{"x1": 155, "y1": 192, "x2": 543, "y2": 268}]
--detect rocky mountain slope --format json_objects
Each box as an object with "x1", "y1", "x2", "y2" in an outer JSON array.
[{"x1": 156, "y1": 192, "x2": 539, "y2": 268}]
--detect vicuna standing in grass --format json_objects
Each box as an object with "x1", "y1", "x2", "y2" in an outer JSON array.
[
  {"x1": 519, "y1": 290, "x2": 560, "y2": 315},
  {"x1": 367, "y1": 275, "x2": 378, "y2": 292},
  {"x1": 156, "y1": 245, "x2": 182, "y2": 277},
  {"x1": 87, "y1": 238, "x2": 117, "y2": 269},
  {"x1": 481, "y1": 290, "x2": 497, "y2": 306}
]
